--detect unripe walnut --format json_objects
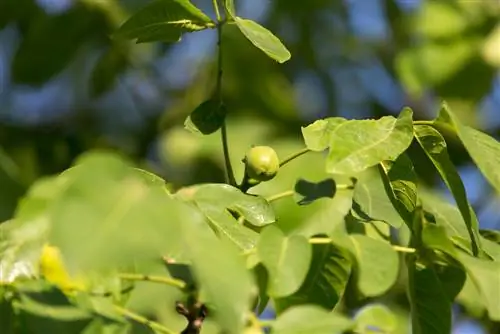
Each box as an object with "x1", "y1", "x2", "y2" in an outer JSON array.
[{"x1": 244, "y1": 146, "x2": 279, "y2": 182}]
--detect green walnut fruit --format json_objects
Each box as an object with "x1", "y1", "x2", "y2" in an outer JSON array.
[{"x1": 244, "y1": 146, "x2": 280, "y2": 182}]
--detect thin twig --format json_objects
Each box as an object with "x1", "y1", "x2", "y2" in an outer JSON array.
[
  {"x1": 118, "y1": 273, "x2": 186, "y2": 290},
  {"x1": 213, "y1": 0, "x2": 236, "y2": 186},
  {"x1": 279, "y1": 148, "x2": 311, "y2": 167},
  {"x1": 266, "y1": 190, "x2": 295, "y2": 203},
  {"x1": 309, "y1": 237, "x2": 417, "y2": 253},
  {"x1": 114, "y1": 305, "x2": 177, "y2": 334}
]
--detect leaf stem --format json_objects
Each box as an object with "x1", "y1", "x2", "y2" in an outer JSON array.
[
  {"x1": 279, "y1": 148, "x2": 311, "y2": 167},
  {"x1": 213, "y1": 0, "x2": 236, "y2": 186},
  {"x1": 309, "y1": 237, "x2": 417, "y2": 253},
  {"x1": 114, "y1": 305, "x2": 177, "y2": 334},
  {"x1": 118, "y1": 273, "x2": 186, "y2": 290},
  {"x1": 266, "y1": 190, "x2": 295, "y2": 202},
  {"x1": 212, "y1": 0, "x2": 221, "y2": 22},
  {"x1": 392, "y1": 245, "x2": 417, "y2": 253}
]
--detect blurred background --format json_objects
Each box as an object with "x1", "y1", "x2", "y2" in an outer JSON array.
[{"x1": 1, "y1": 0, "x2": 499, "y2": 333}]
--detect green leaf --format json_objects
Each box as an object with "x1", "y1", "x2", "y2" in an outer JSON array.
[
  {"x1": 301, "y1": 117, "x2": 347, "y2": 152},
  {"x1": 352, "y1": 168, "x2": 405, "y2": 228},
  {"x1": 433, "y1": 262, "x2": 466, "y2": 302},
  {"x1": 419, "y1": 190, "x2": 475, "y2": 252},
  {"x1": 274, "y1": 242, "x2": 351, "y2": 313},
  {"x1": 302, "y1": 108, "x2": 414, "y2": 175},
  {"x1": 0, "y1": 174, "x2": 67, "y2": 283},
  {"x1": 421, "y1": 222, "x2": 458, "y2": 257},
  {"x1": 420, "y1": 215, "x2": 467, "y2": 301},
  {"x1": 114, "y1": 0, "x2": 213, "y2": 43},
  {"x1": 296, "y1": 189, "x2": 354, "y2": 238},
  {"x1": 407, "y1": 261, "x2": 452, "y2": 334},
  {"x1": 458, "y1": 253, "x2": 500, "y2": 320},
  {"x1": 175, "y1": 183, "x2": 273, "y2": 250},
  {"x1": 414, "y1": 124, "x2": 481, "y2": 255},
  {"x1": 271, "y1": 305, "x2": 353, "y2": 334},
  {"x1": 257, "y1": 226, "x2": 311, "y2": 297},
  {"x1": 234, "y1": 17, "x2": 291, "y2": 63},
  {"x1": 184, "y1": 100, "x2": 227, "y2": 135},
  {"x1": 436, "y1": 102, "x2": 500, "y2": 195},
  {"x1": 293, "y1": 178, "x2": 337, "y2": 205},
  {"x1": 47, "y1": 151, "x2": 204, "y2": 272},
  {"x1": 90, "y1": 42, "x2": 129, "y2": 98},
  {"x1": 348, "y1": 235, "x2": 399, "y2": 297},
  {"x1": 378, "y1": 154, "x2": 418, "y2": 226},
  {"x1": 354, "y1": 304, "x2": 397, "y2": 334},
  {"x1": 183, "y1": 222, "x2": 254, "y2": 334}
]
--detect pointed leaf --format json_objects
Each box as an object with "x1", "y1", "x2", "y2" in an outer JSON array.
[
  {"x1": 184, "y1": 100, "x2": 227, "y2": 135},
  {"x1": 257, "y1": 226, "x2": 311, "y2": 297},
  {"x1": 301, "y1": 117, "x2": 347, "y2": 152},
  {"x1": 272, "y1": 305, "x2": 353, "y2": 334},
  {"x1": 348, "y1": 235, "x2": 399, "y2": 297},
  {"x1": 302, "y1": 108, "x2": 414, "y2": 174},
  {"x1": 114, "y1": 0, "x2": 213, "y2": 43},
  {"x1": 274, "y1": 242, "x2": 351, "y2": 313},
  {"x1": 415, "y1": 124, "x2": 481, "y2": 255},
  {"x1": 234, "y1": 17, "x2": 291, "y2": 63},
  {"x1": 436, "y1": 102, "x2": 500, "y2": 195}
]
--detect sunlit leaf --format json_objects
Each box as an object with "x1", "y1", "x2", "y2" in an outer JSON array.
[
  {"x1": 458, "y1": 253, "x2": 500, "y2": 320},
  {"x1": 176, "y1": 183, "x2": 274, "y2": 227},
  {"x1": 302, "y1": 108, "x2": 414, "y2": 175},
  {"x1": 415, "y1": 124, "x2": 481, "y2": 255},
  {"x1": 47, "y1": 152, "x2": 204, "y2": 272},
  {"x1": 257, "y1": 226, "x2": 311, "y2": 298},
  {"x1": 354, "y1": 304, "x2": 397, "y2": 334},
  {"x1": 234, "y1": 17, "x2": 291, "y2": 63},
  {"x1": 436, "y1": 102, "x2": 500, "y2": 195},
  {"x1": 348, "y1": 235, "x2": 399, "y2": 297},
  {"x1": 175, "y1": 183, "x2": 273, "y2": 250},
  {"x1": 352, "y1": 168, "x2": 404, "y2": 228},
  {"x1": 301, "y1": 117, "x2": 347, "y2": 152},
  {"x1": 271, "y1": 305, "x2": 353, "y2": 334}
]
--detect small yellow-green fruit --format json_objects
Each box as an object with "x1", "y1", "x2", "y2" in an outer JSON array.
[
  {"x1": 244, "y1": 146, "x2": 280, "y2": 182},
  {"x1": 39, "y1": 244, "x2": 86, "y2": 294}
]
